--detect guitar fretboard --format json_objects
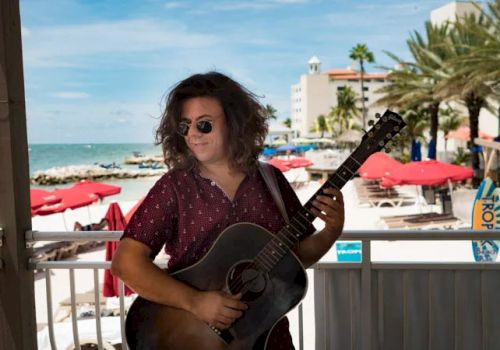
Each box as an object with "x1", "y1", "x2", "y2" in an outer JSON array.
[{"x1": 253, "y1": 155, "x2": 363, "y2": 272}]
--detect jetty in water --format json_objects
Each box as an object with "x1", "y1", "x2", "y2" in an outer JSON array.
[{"x1": 31, "y1": 165, "x2": 166, "y2": 185}]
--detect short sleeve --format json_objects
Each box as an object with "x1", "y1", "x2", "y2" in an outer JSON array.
[
  {"x1": 272, "y1": 166, "x2": 316, "y2": 238},
  {"x1": 122, "y1": 174, "x2": 178, "y2": 258}
]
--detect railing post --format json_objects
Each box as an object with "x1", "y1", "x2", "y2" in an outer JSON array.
[{"x1": 361, "y1": 239, "x2": 372, "y2": 350}]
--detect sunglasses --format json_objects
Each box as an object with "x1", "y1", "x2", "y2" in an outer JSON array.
[{"x1": 177, "y1": 120, "x2": 213, "y2": 136}]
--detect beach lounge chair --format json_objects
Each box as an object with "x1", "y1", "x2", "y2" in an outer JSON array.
[
  {"x1": 379, "y1": 186, "x2": 474, "y2": 229},
  {"x1": 353, "y1": 178, "x2": 416, "y2": 207}
]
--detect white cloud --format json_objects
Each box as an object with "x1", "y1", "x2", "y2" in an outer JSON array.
[
  {"x1": 214, "y1": 0, "x2": 309, "y2": 11},
  {"x1": 22, "y1": 19, "x2": 220, "y2": 67},
  {"x1": 50, "y1": 92, "x2": 90, "y2": 99},
  {"x1": 163, "y1": 2, "x2": 187, "y2": 9}
]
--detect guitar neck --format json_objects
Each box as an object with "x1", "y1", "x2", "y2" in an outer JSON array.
[
  {"x1": 255, "y1": 109, "x2": 405, "y2": 272},
  {"x1": 277, "y1": 155, "x2": 363, "y2": 246}
]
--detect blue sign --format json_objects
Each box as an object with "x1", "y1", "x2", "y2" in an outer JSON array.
[{"x1": 336, "y1": 242, "x2": 362, "y2": 262}]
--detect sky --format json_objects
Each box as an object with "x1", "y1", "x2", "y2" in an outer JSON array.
[{"x1": 19, "y1": 0, "x2": 466, "y2": 144}]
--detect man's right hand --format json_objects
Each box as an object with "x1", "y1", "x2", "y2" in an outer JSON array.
[{"x1": 190, "y1": 291, "x2": 248, "y2": 330}]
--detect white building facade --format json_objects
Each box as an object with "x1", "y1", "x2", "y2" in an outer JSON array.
[{"x1": 290, "y1": 56, "x2": 389, "y2": 137}]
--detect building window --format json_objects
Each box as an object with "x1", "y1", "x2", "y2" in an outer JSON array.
[
  {"x1": 363, "y1": 86, "x2": 369, "y2": 91},
  {"x1": 364, "y1": 97, "x2": 369, "y2": 102},
  {"x1": 337, "y1": 86, "x2": 345, "y2": 91}
]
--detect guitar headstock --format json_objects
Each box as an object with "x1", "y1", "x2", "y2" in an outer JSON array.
[{"x1": 352, "y1": 110, "x2": 406, "y2": 164}]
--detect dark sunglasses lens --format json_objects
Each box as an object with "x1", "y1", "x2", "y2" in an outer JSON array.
[
  {"x1": 178, "y1": 122, "x2": 189, "y2": 136},
  {"x1": 197, "y1": 121, "x2": 212, "y2": 134}
]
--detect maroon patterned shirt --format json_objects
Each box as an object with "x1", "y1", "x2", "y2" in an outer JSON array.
[{"x1": 123, "y1": 164, "x2": 314, "y2": 349}]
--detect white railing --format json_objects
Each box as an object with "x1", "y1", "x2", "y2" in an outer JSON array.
[{"x1": 26, "y1": 229, "x2": 500, "y2": 350}]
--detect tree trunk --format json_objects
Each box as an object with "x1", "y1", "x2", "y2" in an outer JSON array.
[{"x1": 465, "y1": 93, "x2": 485, "y2": 188}]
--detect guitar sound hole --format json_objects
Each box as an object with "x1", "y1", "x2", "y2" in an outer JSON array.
[{"x1": 227, "y1": 261, "x2": 267, "y2": 302}]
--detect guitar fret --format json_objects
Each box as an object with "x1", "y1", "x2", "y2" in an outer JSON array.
[
  {"x1": 276, "y1": 233, "x2": 295, "y2": 250},
  {"x1": 349, "y1": 156, "x2": 361, "y2": 166},
  {"x1": 281, "y1": 229, "x2": 299, "y2": 248},
  {"x1": 270, "y1": 239, "x2": 287, "y2": 255},
  {"x1": 290, "y1": 219, "x2": 306, "y2": 231},
  {"x1": 263, "y1": 246, "x2": 280, "y2": 263},
  {"x1": 297, "y1": 209, "x2": 313, "y2": 223},
  {"x1": 277, "y1": 229, "x2": 295, "y2": 246},
  {"x1": 285, "y1": 224, "x2": 302, "y2": 241},
  {"x1": 261, "y1": 251, "x2": 276, "y2": 269},
  {"x1": 336, "y1": 172, "x2": 348, "y2": 183},
  {"x1": 256, "y1": 255, "x2": 273, "y2": 270}
]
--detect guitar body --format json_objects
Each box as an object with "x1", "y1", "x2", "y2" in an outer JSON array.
[{"x1": 125, "y1": 222, "x2": 308, "y2": 350}]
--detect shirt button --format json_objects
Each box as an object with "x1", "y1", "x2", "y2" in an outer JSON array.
[{"x1": 211, "y1": 181, "x2": 216, "y2": 186}]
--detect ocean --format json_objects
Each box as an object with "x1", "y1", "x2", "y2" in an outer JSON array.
[{"x1": 28, "y1": 143, "x2": 162, "y2": 175}]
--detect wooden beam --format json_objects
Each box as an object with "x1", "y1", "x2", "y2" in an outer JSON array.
[
  {"x1": 0, "y1": 1, "x2": 37, "y2": 350},
  {"x1": 474, "y1": 138, "x2": 500, "y2": 151}
]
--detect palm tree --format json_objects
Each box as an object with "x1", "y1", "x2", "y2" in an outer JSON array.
[
  {"x1": 265, "y1": 104, "x2": 278, "y2": 120},
  {"x1": 440, "y1": 106, "x2": 466, "y2": 157},
  {"x1": 376, "y1": 22, "x2": 451, "y2": 156},
  {"x1": 450, "y1": 1, "x2": 500, "y2": 92},
  {"x1": 349, "y1": 43, "x2": 374, "y2": 129},
  {"x1": 394, "y1": 108, "x2": 430, "y2": 159},
  {"x1": 434, "y1": 13, "x2": 497, "y2": 186},
  {"x1": 282, "y1": 118, "x2": 292, "y2": 129},
  {"x1": 311, "y1": 114, "x2": 329, "y2": 138},
  {"x1": 329, "y1": 86, "x2": 359, "y2": 136}
]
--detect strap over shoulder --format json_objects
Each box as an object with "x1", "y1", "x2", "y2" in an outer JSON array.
[{"x1": 258, "y1": 161, "x2": 289, "y2": 223}]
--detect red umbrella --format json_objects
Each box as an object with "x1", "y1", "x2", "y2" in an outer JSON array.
[
  {"x1": 358, "y1": 152, "x2": 403, "y2": 180},
  {"x1": 288, "y1": 157, "x2": 313, "y2": 168},
  {"x1": 33, "y1": 187, "x2": 99, "y2": 216},
  {"x1": 380, "y1": 159, "x2": 473, "y2": 187},
  {"x1": 73, "y1": 180, "x2": 121, "y2": 198},
  {"x1": 446, "y1": 126, "x2": 493, "y2": 141},
  {"x1": 267, "y1": 158, "x2": 291, "y2": 172},
  {"x1": 30, "y1": 189, "x2": 61, "y2": 210},
  {"x1": 102, "y1": 202, "x2": 134, "y2": 297}
]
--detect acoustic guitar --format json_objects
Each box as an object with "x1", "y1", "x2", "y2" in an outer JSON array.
[{"x1": 125, "y1": 110, "x2": 406, "y2": 349}]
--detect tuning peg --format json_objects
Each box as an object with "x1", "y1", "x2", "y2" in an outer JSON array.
[
  {"x1": 378, "y1": 140, "x2": 385, "y2": 147},
  {"x1": 375, "y1": 113, "x2": 381, "y2": 118},
  {"x1": 401, "y1": 130, "x2": 408, "y2": 137},
  {"x1": 393, "y1": 125, "x2": 400, "y2": 132},
  {"x1": 386, "y1": 133, "x2": 392, "y2": 139},
  {"x1": 368, "y1": 131, "x2": 374, "y2": 138},
  {"x1": 368, "y1": 120, "x2": 375, "y2": 126}
]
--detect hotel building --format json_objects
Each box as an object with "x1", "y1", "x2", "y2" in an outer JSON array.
[{"x1": 290, "y1": 56, "x2": 389, "y2": 137}]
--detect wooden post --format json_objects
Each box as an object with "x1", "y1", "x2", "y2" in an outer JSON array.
[{"x1": 0, "y1": 1, "x2": 37, "y2": 349}]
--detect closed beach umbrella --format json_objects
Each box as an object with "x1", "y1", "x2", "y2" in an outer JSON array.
[
  {"x1": 73, "y1": 180, "x2": 121, "y2": 198},
  {"x1": 411, "y1": 140, "x2": 422, "y2": 161},
  {"x1": 358, "y1": 152, "x2": 403, "y2": 180},
  {"x1": 380, "y1": 160, "x2": 473, "y2": 187},
  {"x1": 102, "y1": 202, "x2": 134, "y2": 297},
  {"x1": 427, "y1": 139, "x2": 437, "y2": 160}
]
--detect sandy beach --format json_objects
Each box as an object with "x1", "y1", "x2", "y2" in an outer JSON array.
[{"x1": 32, "y1": 168, "x2": 479, "y2": 349}]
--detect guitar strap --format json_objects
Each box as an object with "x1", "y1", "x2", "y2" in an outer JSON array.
[{"x1": 258, "y1": 161, "x2": 290, "y2": 224}]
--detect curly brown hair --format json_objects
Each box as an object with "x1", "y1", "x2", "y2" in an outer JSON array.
[{"x1": 155, "y1": 71, "x2": 268, "y2": 172}]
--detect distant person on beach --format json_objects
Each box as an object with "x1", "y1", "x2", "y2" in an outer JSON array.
[{"x1": 111, "y1": 71, "x2": 344, "y2": 349}]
